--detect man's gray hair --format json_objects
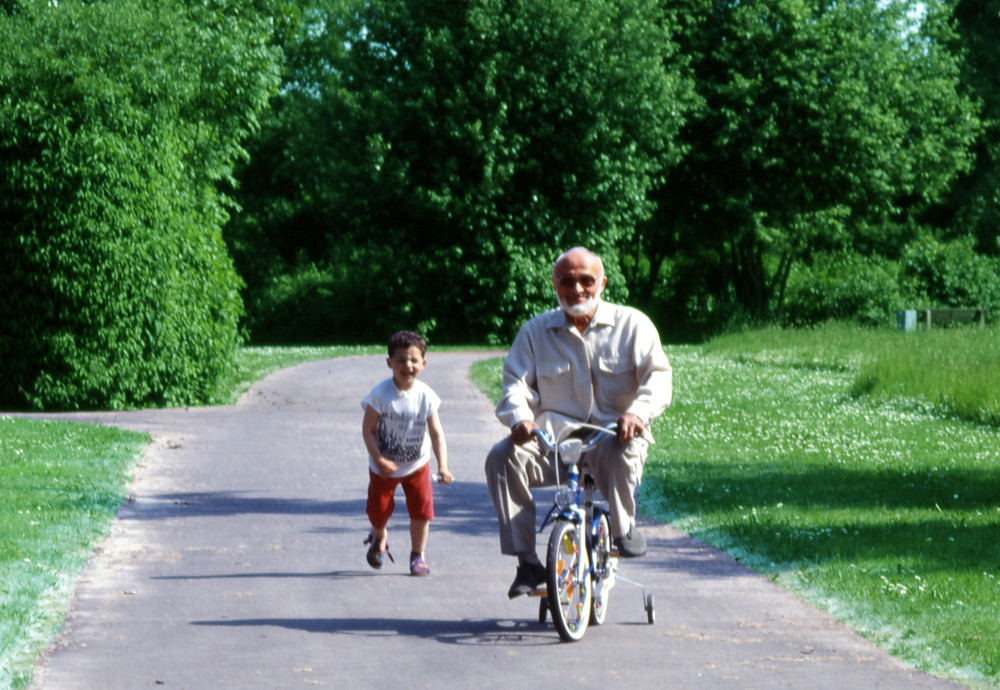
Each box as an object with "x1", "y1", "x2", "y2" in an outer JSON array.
[{"x1": 552, "y1": 247, "x2": 604, "y2": 276}]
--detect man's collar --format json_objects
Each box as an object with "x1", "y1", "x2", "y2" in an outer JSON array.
[{"x1": 590, "y1": 300, "x2": 615, "y2": 327}]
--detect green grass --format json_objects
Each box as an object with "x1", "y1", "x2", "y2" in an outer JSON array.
[
  {"x1": 0, "y1": 419, "x2": 147, "y2": 688},
  {"x1": 470, "y1": 355, "x2": 505, "y2": 405},
  {"x1": 704, "y1": 322, "x2": 1000, "y2": 429},
  {"x1": 474, "y1": 322, "x2": 1000, "y2": 688},
  {"x1": 644, "y1": 346, "x2": 999, "y2": 687},
  {"x1": 850, "y1": 326, "x2": 1000, "y2": 428}
]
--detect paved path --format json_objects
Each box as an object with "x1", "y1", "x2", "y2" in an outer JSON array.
[{"x1": 25, "y1": 353, "x2": 963, "y2": 689}]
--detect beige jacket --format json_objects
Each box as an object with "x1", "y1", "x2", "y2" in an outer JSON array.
[{"x1": 495, "y1": 301, "x2": 672, "y2": 441}]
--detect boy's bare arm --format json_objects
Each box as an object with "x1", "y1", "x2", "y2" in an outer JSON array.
[
  {"x1": 427, "y1": 411, "x2": 452, "y2": 483},
  {"x1": 362, "y1": 405, "x2": 398, "y2": 478}
]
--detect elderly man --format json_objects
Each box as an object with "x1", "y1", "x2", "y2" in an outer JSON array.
[{"x1": 485, "y1": 247, "x2": 672, "y2": 598}]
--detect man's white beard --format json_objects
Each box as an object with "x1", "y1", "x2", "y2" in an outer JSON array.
[{"x1": 559, "y1": 294, "x2": 600, "y2": 318}]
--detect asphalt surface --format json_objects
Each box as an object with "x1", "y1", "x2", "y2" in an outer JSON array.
[{"x1": 23, "y1": 352, "x2": 965, "y2": 689}]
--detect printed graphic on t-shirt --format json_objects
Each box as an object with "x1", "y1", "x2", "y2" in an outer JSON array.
[{"x1": 376, "y1": 412, "x2": 426, "y2": 464}]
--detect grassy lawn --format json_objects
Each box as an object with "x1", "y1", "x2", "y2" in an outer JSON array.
[
  {"x1": 475, "y1": 322, "x2": 1000, "y2": 689},
  {"x1": 0, "y1": 419, "x2": 147, "y2": 688}
]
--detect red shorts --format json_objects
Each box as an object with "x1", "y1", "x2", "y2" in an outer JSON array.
[{"x1": 366, "y1": 463, "x2": 434, "y2": 528}]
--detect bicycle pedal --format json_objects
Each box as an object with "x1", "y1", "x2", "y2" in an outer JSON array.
[{"x1": 529, "y1": 587, "x2": 547, "y2": 596}]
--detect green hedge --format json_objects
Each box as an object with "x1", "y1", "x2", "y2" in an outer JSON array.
[
  {"x1": 0, "y1": 1, "x2": 280, "y2": 409},
  {"x1": 784, "y1": 237, "x2": 1000, "y2": 329},
  {"x1": 784, "y1": 252, "x2": 900, "y2": 327},
  {"x1": 899, "y1": 235, "x2": 1000, "y2": 317}
]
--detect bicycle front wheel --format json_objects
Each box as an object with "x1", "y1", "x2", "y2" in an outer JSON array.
[
  {"x1": 546, "y1": 520, "x2": 591, "y2": 642},
  {"x1": 590, "y1": 512, "x2": 612, "y2": 626}
]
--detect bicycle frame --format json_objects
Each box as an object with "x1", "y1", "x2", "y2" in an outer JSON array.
[
  {"x1": 533, "y1": 422, "x2": 654, "y2": 639},
  {"x1": 536, "y1": 424, "x2": 618, "y2": 601}
]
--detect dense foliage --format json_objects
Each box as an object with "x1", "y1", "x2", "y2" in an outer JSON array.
[
  {"x1": 228, "y1": 0, "x2": 690, "y2": 344},
  {"x1": 1, "y1": 0, "x2": 996, "y2": 408},
  {"x1": 0, "y1": 0, "x2": 281, "y2": 409},
  {"x1": 635, "y1": 0, "x2": 980, "y2": 329},
  {"x1": 783, "y1": 252, "x2": 902, "y2": 327},
  {"x1": 898, "y1": 234, "x2": 1000, "y2": 313},
  {"x1": 228, "y1": 0, "x2": 989, "y2": 344},
  {"x1": 928, "y1": 0, "x2": 1000, "y2": 255}
]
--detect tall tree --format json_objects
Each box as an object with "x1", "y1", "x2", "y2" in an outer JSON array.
[
  {"x1": 926, "y1": 0, "x2": 1000, "y2": 254},
  {"x1": 635, "y1": 0, "x2": 979, "y2": 327},
  {"x1": 228, "y1": 0, "x2": 691, "y2": 344}
]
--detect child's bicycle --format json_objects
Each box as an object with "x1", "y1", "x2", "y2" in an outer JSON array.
[{"x1": 531, "y1": 422, "x2": 655, "y2": 642}]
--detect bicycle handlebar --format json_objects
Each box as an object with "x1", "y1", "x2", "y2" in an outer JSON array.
[{"x1": 533, "y1": 422, "x2": 618, "y2": 466}]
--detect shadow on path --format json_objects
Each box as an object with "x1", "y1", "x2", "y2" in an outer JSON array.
[
  {"x1": 192, "y1": 616, "x2": 562, "y2": 647},
  {"x1": 122, "y1": 491, "x2": 366, "y2": 519}
]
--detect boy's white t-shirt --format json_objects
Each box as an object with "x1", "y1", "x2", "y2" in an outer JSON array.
[{"x1": 361, "y1": 377, "x2": 441, "y2": 478}]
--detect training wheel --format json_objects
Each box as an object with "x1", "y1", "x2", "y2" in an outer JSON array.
[
  {"x1": 538, "y1": 597, "x2": 548, "y2": 624},
  {"x1": 645, "y1": 593, "x2": 655, "y2": 625}
]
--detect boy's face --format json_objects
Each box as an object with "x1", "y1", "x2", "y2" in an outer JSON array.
[{"x1": 387, "y1": 345, "x2": 426, "y2": 390}]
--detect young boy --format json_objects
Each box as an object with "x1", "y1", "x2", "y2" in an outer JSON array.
[{"x1": 361, "y1": 330, "x2": 452, "y2": 576}]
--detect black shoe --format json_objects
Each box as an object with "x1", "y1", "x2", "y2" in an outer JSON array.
[
  {"x1": 613, "y1": 526, "x2": 647, "y2": 558},
  {"x1": 507, "y1": 561, "x2": 546, "y2": 599}
]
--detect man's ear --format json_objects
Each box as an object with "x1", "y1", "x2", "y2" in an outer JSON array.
[{"x1": 386, "y1": 357, "x2": 393, "y2": 369}]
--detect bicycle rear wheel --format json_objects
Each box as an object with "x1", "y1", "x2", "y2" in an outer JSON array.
[{"x1": 546, "y1": 520, "x2": 591, "y2": 642}]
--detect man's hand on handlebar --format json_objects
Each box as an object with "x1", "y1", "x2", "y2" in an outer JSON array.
[
  {"x1": 615, "y1": 413, "x2": 645, "y2": 444},
  {"x1": 510, "y1": 420, "x2": 539, "y2": 445},
  {"x1": 512, "y1": 416, "x2": 644, "y2": 446}
]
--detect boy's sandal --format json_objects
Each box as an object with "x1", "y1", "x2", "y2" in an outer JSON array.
[
  {"x1": 363, "y1": 532, "x2": 394, "y2": 569},
  {"x1": 409, "y1": 555, "x2": 430, "y2": 576}
]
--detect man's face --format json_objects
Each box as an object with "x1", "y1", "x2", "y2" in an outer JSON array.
[{"x1": 553, "y1": 251, "x2": 606, "y2": 318}]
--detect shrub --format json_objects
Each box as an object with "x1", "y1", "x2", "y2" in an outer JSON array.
[
  {"x1": 0, "y1": 1, "x2": 280, "y2": 409},
  {"x1": 898, "y1": 235, "x2": 1000, "y2": 317},
  {"x1": 243, "y1": 253, "x2": 443, "y2": 346},
  {"x1": 783, "y1": 252, "x2": 900, "y2": 327}
]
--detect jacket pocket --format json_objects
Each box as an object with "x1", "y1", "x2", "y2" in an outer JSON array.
[
  {"x1": 538, "y1": 359, "x2": 572, "y2": 380},
  {"x1": 595, "y1": 355, "x2": 632, "y2": 376}
]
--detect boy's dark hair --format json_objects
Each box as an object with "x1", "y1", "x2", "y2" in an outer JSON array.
[{"x1": 388, "y1": 330, "x2": 427, "y2": 358}]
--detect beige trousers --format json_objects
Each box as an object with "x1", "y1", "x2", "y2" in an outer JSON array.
[{"x1": 484, "y1": 434, "x2": 648, "y2": 556}]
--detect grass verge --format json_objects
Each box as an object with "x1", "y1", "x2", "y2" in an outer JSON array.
[{"x1": 0, "y1": 419, "x2": 147, "y2": 688}]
